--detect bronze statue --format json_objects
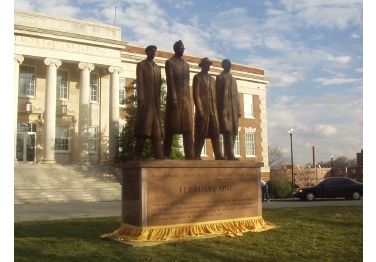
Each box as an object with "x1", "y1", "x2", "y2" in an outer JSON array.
[
  {"x1": 133, "y1": 45, "x2": 165, "y2": 160},
  {"x1": 163, "y1": 40, "x2": 195, "y2": 159},
  {"x1": 193, "y1": 57, "x2": 226, "y2": 160},
  {"x1": 216, "y1": 59, "x2": 241, "y2": 160}
]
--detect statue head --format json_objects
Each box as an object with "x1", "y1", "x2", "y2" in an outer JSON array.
[
  {"x1": 222, "y1": 59, "x2": 231, "y2": 72},
  {"x1": 199, "y1": 57, "x2": 212, "y2": 72},
  {"x1": 173, "y1": 40, "x2": 185, "y2": 57},
  {"x1": 145, "y1": 45, "x2": 157, "y2": 60}
]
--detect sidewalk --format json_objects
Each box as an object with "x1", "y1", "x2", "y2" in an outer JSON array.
[{"x1": 14, "y1": 198, "x2": 363, "y2": 223}]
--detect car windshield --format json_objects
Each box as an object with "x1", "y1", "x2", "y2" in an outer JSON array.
[{"x1": 313, "y1": 180, "x2": 325, "y2": 186}]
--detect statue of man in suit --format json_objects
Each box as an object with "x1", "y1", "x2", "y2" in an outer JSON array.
[
  {"x1": 163, "y1": 40, "x2": 195, "y2": 159},
  {"x1": 216, "y1": 59, "x2": 242, "y2": 160},
  {"x1": 133, "y1": 45, "x2": 165, "y2": 160},
  {"x1": 193, "y1": 57, "x2": 226, "y2": 160}
]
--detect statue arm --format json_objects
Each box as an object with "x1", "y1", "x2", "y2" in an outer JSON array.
[
  {"x1": 193, "y1": 75, "x2": 203, "y2": 117},
  {"x1": 215, "y1": 75, "x2": 224, "y2": 111},
  {"x1": 136, "y1": 63, "x2": 145, "y2": 109},
  {"x1": 165, "y1": 60, "x2": 177, "y2": 102}
]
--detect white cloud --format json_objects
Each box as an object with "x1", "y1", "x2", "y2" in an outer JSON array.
[
  {"x1": 314, "y1": 124, "x2": 337, "y2": 136},
  {"x1": 312, "y1": 77, "x2": 360, "y2": 86},
  {"x1": 280, "y1": 0, "x2": 363, "y2": 30}
]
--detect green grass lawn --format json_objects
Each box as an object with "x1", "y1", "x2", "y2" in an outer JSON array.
[{"x1": 14, "y1": 206, "x2": 362, "y2": 262}]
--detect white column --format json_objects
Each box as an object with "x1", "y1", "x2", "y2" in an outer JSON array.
[
  {"x1": 77, "y1": 62, "x2": 95, "y2": 164},
  {"x1": 108, "y1": 66, "x2": 123, "y2": 164},
  {"x1": 14, "y1": 54, "x2": 24, "y2": 163},
  {"x1": 42, "y1": 58, "x2": 62, "y2": 164}
]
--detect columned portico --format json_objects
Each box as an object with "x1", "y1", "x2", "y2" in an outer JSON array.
[
  {"x1": 108, "y1": 66, "x2": 123, "y2": 163},
  {"x1": 77, "y1": 62, "x2": 95, "y2": 164},
  {"x1": 14, "y1": 54, "x2": 24, "y2": 164},
  {"x1": 42, "y1": 58, "x2": 62, "y2": 164}
]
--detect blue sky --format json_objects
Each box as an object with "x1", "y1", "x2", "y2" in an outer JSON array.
[{"x1": 12, "y1": 0, "x2": 365, "y2": 165}]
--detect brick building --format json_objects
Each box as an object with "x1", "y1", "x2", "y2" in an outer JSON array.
[{"x1": 14, "y1": 10, "x2": 271, "y2": 178}]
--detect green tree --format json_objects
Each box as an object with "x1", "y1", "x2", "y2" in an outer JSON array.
[{"x1": 115, "y1": 78, "x2": 184, "y2": 162}]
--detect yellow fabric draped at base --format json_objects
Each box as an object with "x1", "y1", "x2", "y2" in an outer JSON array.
[{"x1": 100, "y1": 216, "x2": 275, "y2": 243}]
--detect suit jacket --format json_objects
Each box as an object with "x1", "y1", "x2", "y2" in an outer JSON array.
[
  {"x1": 134, "y1": 59, "x2": 163, "y2": 137},
  {"x1": 193, "y1": 72, "x2": 220, "y2": 138},
  {"x1": 216, "y1": 72, "x2": 241, "y2": 133},
  {"x1": 164, "y1": 55, "x2": 193, "y2": 134}
]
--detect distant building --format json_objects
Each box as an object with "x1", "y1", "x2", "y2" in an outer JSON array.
[
  {"x1": 14, "y1": 10, "x2": 271, "y2": 178},
  {"x1": 347, "y1": 149, "x2": 363, "y2": 183},
  {"x1": 274, "y1": 149, "x2": 363, "y2": 186}
]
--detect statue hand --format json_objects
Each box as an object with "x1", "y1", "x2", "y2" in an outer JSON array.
[{"x1": 199, "y1": 111, "x2": 204, "y2": 118}]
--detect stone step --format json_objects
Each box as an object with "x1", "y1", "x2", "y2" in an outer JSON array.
[
  {"x1": 14, "y1": 195, "x2": 121, "y2": 204},
  {"x1": 14, "y1": 164, "x2": 122, "y2": 204}
]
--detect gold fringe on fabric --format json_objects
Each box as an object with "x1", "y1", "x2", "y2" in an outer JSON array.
[{"x1": 100, "y1": 216, "x2": 275, "y2": 242}]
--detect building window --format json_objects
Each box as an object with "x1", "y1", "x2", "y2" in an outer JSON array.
[
  {"x1": 234, "y1": 132, "x2": 240, "y2": 156},
  {"x1": 244, "y1": 94, "x2": 254, "y2": 118},
  {"x1": 219, "y1": 134, "x2": 224, "y2": 155},
  {"x1": 57, "y1": 69, "x2": 69, "y2": 100},
  {"x1": 133, "y1": 83, "x2": 137, "y2": 107},
  {"x1": 201, "y1": 140, "x2": 207, "y2": 156},
  {"x1": 55, "y1": 126, "x2": 69, "y2": 151},
  {"x1": 245, "y1": 131, "x2": 255, "y2": 157},
  {"x1": 19, "y1": 65, "x2": 36, "y2": 97},
  {"x1": 90, "y1": 73, "x2": 99, "y2": 102},
  {"x1": 88, "y1": 126, "x2": 98, "y2": 152},
  {"x1": 119, "y1": 119, "x2": 126, "y2": 152},
  {"x1": 178, "y1": 135, "x2": 184, "y2": 155},
  {"x1": 119, "y1": 77, "x2": 126, "y2": 106}
]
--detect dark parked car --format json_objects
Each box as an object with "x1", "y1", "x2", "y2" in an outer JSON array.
[{"x1": 292, "y1": 177, "x2": 363, "y2": 201}]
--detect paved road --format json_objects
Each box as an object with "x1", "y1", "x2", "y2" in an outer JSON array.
[{"x1": 14, "y1": 199, "x2": 363, "y2": 223}]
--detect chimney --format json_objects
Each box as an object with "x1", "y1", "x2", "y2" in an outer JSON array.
[{"x1": 313, "y1": 146, "x2": 316, "y2": 168}]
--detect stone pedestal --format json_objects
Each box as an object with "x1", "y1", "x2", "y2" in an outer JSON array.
[
  {"x1": 121, "y1": 160, "x2": 263, "y2": 226},
  {"x1": 101, "y1": 160, "x2": 274, "y2": 245}
]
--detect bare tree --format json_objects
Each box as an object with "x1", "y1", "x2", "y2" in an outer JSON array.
[
  {"x1": 268, "y1": 147, "x2": 288, "y2": 180},
  {"x1": 268, "y1": 147, "x2": 286, "y2": 170}
]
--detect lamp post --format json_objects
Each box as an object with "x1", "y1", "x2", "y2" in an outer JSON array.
[
  {"x1": 288, "y1": 126, "x2": 294, "y2": 193},
  {"x1": 330, "y1": 153, "x2": 334, "y2": 177}
]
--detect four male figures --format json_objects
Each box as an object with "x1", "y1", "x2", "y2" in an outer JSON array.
[
  {"x1": 133, "y1": 41, "x2": 242, "y2": 161},
  {"x1": 216, "y1": 59, "x2": 242, "y2": 160},
  {"x1": 163, "y1": 40, "x2": 195, "y2": 160},
  {"x1": 133, "y1": 45, "x2": 165, "y2": 160},
  {"x1": 193, "y1": 57, "x2": 226, "y2": 160}
]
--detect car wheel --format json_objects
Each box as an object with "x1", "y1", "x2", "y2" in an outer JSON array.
[
  {"x1": 351, "y1": 190, "x2": 361, "y2": 200},
  {"x1": 305, "y1": 191, "x2": 315, "y2": 201}
]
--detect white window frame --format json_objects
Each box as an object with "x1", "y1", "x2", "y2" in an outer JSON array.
[
  {"x1": 133, "y1": 83, "x2": 137, "y2": 107},
  {"x1": 244, "y1": 94, "x2": 254, "y2": 118},
  {"x1": 90, "y1": 73, "x2": 99, "y2": 102},
  {"x1": 119, "y1": 77, "x2": 126, "y2": 106},
  {"x1": 234, "y1": 131, "x2": 240, "y2": 156},
  {"x1": 19, "y1": 65, "x2": 36, "y2": 97},
  {"x1": 245, "y1": 131, "x2": 255, "y2": 157},
  {"x1": 55, "y1": 126, "x2": 70, "y2": 152},
  {"x1": 88, "y1": 126, "x2": 98, "y2": 153},
  {"x1": 57, "y1": 69, "x2": 69, "y2": 100},
  {"x1": 219, "y1": 134, "x2": 224, "y2": 155},
  {"x1": 178, "y1": 135, "x2": 184, "y2": 155},
  {"x1": 118, "y1": 119, "x2": 126, "y2": 152},
  {"x1": 201, "y1": 140, "x2": 207, "y2": 157}
]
